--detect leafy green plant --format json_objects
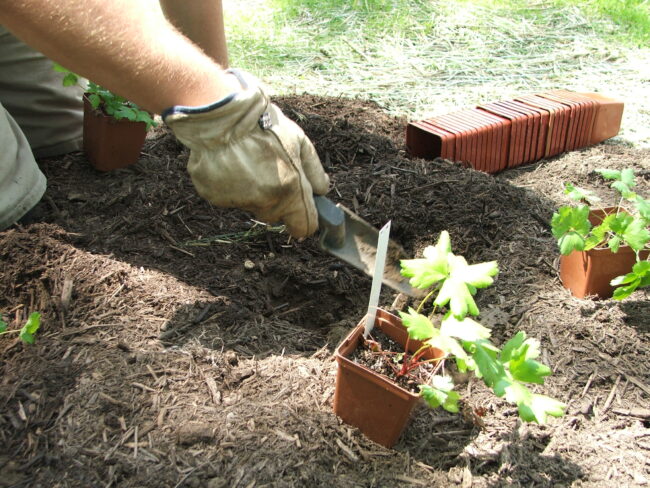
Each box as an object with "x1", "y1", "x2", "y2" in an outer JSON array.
[
  {"x1": 0, "y1": 312, "x2": 41, "y2": 344},
  {"x1": 551, "y1": 168, "x2": 650, "y2": 299},
  {"x1": 53, "y1": 64, "x2": 157, "y2": 130},
  {"x1": 371, "y1": 231, "x2": 566, "y2": 423}
]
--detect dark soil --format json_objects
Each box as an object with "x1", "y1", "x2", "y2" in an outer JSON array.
[
  {"x1": 350, "y1": 327, "x2": 435, "y2": 394},
  {"x1": 1, "y1": 94, "x2": 649, "y2": 488}
]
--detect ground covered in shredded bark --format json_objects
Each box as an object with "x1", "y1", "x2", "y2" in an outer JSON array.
[{"x1": 1, "y1": 95, "x2": 649, "y2": 488}]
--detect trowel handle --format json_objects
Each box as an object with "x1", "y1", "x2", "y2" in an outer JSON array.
[{"x1": 314, "y1": 195, "x2": 346, "y2": 249}]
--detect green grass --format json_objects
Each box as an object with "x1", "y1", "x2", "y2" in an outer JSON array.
[
  {"x1": 562, "y1": 0, "x2": 650, "y2": 45},
  {"x1": 223, "y1": 0, "x2": 650, "y2": 146}
]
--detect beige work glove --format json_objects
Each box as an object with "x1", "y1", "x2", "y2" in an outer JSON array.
[{"x1": 163, "y1": 70, "x2": 329, "y2": 238}]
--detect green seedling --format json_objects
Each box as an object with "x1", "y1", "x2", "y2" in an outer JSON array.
[
  {"x1": 53, "y1": 64, "x2": 157, "y2": 130},
  {"x1": 551, "y1": 168, "x2": 650, "y2": 300},
  {"x1": 369, "y1": 231, "x2": 566, "y2": 423},
  {"x1": 0, "y1": 312, "x2": 41, "y2": 344}
]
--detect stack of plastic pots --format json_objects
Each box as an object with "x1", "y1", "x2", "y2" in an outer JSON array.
[{"x1": 406, "y1": 90, "x2": 624, "y2": 173}]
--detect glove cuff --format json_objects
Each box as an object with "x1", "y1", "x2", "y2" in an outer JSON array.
[{"x1": 162, "y1": 69, "x2": 270, "y2": 146}]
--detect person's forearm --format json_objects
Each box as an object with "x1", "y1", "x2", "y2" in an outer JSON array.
[
  {"x1": 159, "y1": 0, "x2": 229, "y2": 67},
  {"x1": 0, "y1": 0, "x2": 239, "y2": 113}
]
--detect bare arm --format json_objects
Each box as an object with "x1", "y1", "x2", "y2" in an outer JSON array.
[
  {"x1": 0, "y1": 0, "x2": 239, "y2": 113},
  {"x1": 159, "y1": 0, "x2": 229, "y2": 67}
]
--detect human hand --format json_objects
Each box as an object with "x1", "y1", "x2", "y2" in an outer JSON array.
[{"x1": 163, "y1": 70, "x2": 329, "y2": 238}]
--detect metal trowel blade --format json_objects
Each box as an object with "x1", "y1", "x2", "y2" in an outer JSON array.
[{"x1": 314, "y1": 196, "x2": 425, "y2": 298}]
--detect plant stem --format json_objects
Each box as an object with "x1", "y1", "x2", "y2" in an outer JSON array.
[
  {"x1": 616, "y1": 197, "x2": 625, "y2": 215},
  {"x1": 398, "y1": 336, "x2": 411, "y2": 376},
  {"x1": 416, "y1": 289, "x2": 438, "y2": 314}
]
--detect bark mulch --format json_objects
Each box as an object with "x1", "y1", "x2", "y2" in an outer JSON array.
[{"x1": 1, "y1": 94, "x2": 649, "y2": 487}]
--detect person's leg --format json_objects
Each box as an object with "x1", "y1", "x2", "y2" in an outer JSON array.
[
  {"x1": 0, "y1": 101, "x2": 46, "y2": 230},
  {"x1": 0, "y1": 25, "x2": 84, "y2": 158}
]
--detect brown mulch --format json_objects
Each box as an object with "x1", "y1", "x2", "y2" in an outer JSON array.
[{"x1": 1, "y1": 94, "x2": 649, "y2": 488}]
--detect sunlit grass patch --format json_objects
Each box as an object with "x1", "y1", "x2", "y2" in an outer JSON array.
[{"x1": 223, "y1": 0, "x2": 650, "y2": 146}]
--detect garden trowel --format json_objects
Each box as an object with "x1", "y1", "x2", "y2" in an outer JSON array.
[{"x1": 314, "y1": 196, "x2": 425, "y2": 298}]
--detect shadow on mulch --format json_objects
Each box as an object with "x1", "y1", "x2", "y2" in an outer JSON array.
[{"x1": 578, "y1": 298, "x2": 650, "y2": 334}]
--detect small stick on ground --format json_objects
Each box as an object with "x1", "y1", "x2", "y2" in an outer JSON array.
[
  {"x1": 602, "y1": 375, "x2": 621, "y2": 413},
  {"x1": 581, "y1": 371, "x2": 596, "y2": 398}
]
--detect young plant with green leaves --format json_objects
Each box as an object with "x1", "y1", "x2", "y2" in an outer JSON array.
[
  {"x1": 390, "y1": 231, "x2": 565, "y2": 424},
  {"x1": 0, "y1": 312, "x2": 41, "y2": 344},
  {"x1": 551, "y1": 168, "x2": 650, "y2": 300},
  {"x1": 53, "y1": 64, "x2": 157, "y2": 130}
]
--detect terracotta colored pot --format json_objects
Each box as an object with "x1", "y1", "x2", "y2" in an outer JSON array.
[
  {"x1": 82, "y1": 95, "x2": 147, "y2": 172},
  {"x1": 333, "y1": 309, "x2": 442, "y2": 448},
  {"x1": 559, "y1": 207, "x2": 649, "y2": 299}
]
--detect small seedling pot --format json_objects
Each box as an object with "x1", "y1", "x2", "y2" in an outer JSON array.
[
  {"x1": 333, "y1": 309, "x2": 442, "y2": 448},
  {"x1": 559, "y1": 207, "x2": 649, "y2": 299},
  {"x1": 82, "y1": 94, "x2": 147, "y2": 172}
]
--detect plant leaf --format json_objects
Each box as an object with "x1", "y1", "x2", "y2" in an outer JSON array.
[
  {"x1": 551, "y1": 206, "x2": 591, "y2": 254},
  {"x1": 452, "y1": 260, "x2": 499, "y2": 289},
  {"x1": 19, "y1": 312, "x2": 41, "y2": 344},
  {"x1": 558, "y1": 232, "x2": 586, "y2": 255},
  {"x1": 611, "y1": 261, "x2": 650, "y2": 300},
  {"x1": 608, "y1": 235, "x2": 622, "y2": 253},
  {"x1": 114, "y1": 106, "x2": 137, "y2": 121},
  {"x1": 420, "y1": 383, "x2": 460, "y2": 413},
  {"x1": 400, "y1": 256, "x2": 448, "y2": 289},
  {"x1": 434, "y1": 274, "x2": 478, "y2": 318},
  {"x1": 471, "y1": 340, "x2": 505, "y2": 388},
  {"x1": 500, "y1": 331, "x2": 526, "y2": 363},
  {"x1": 431, "y1": 374, "x2": 455, "y2": 392},
  {"x1": 518, "y1": 394, "x2": 567, "y2": 424},
  {"x1": 564, "y1": 183, "x2": 600, "y2": 203},
  {"x1": 62, "y1": 72, "x2": 79, "y2": 87},
  {"x1": 427, "y1": 333, "x2": 467, "y2": 361},
  {"x1": 0, "y1": 319, "x2": 6, "y2": 333},
  {"x1": 434, "y1": 255, "x2": 497, "y2": 319},
  {"x1": 509, "y1": 356, "x2": 551, "y2": 384},
  {"x1": 612, "y1": 181, "x2": 635, "y2": 199},
  {"x1": 635, "y1": 196, "x2": 650, "y2": 221},
  {"x1": 596, "y1": 168, "x2": 621, "y2": 181},
  {"x1": 620, "y1": 168, "x2": 636, "y2": 188},
  {"x1": 88, "y1": 93, "x2": 101, "y2": 110},
  {"x1": 502, "y1": 380, "x2": 531, "y2": 405},
  {"x1": 440, "y1": 312, "x2": 491, "y2": 342},
  {"x1": 622, "y1": 218, "x2": 650, "y2": 252},
  {"x1": 401, "y1": 231, "x2": 451, "y2": 289},
  {"x1": 399, "y1": 308, "x2": 435, "y2": 340},
  {"x1": 52, "y1": 62, "x2": 68, "y2": 73}
]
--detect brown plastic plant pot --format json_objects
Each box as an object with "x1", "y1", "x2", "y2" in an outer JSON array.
[
  {"x1": 457, "y1": 110, "x2": 494, "y2": 173},
  {"x1": 468, "y1": 108, "x2": 509, "y2": 173},
  {"x1": 83, "y1": 94, "x2": 147, "y2": 172},
  {"x1": 541, "y1": 91, "x2": 586, "y2": 151},
  {"x1": 478, "y1": 104, "x2": 518, "y2": 169},
  {"x1": 406, "y1": 122, "x2": 446, "y2": 160},
  {"x1": 559, "y1": 207, "x2": 649, "y2": 299},
  {"x1": 513, "y1": 96, "x2": 563, "y2": 157},
  {"x1": 428, "y1": 113, "x2": 472, "y2": 167},
  {"x1": 579, "y1": 92, "x2": 624, "y2": 145},
  {"x1": 410, "y1": 115, "x2": 465, "y2": 163},
  {"x1": 556, "y1": 90, "x2": 600, "y2": 148},
  {"x1": 551, "y1": 90, "x2": 597, "y2": 149},
  {"x1": 444, "y1": 110, "x2": 484, "y2": 170},
  {"x1": 497, "y1": 100, "x2": 539, "y2": 164},
  {"x1": 480, "y1": 102, "x2": 525, "y2": 168},
  {"x1": 333, "y1": 309, "x2": 443, "y2": 448},
  {"x1": 445, "y1": 112, "x2": 483, "y2": 171}
]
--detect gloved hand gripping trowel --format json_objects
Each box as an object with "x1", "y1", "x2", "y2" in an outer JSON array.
[{"x1": 313, "y1": 196, "x2": 424, "y2": 298}]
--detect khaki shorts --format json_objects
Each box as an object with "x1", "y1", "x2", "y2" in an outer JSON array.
[{"x1": 0, "y1": 25, "x2": 84, "y2": 229}]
